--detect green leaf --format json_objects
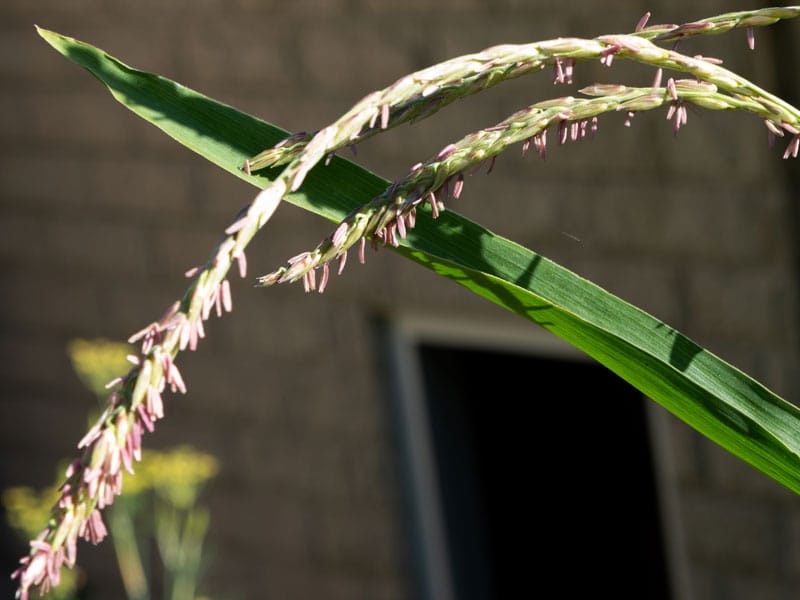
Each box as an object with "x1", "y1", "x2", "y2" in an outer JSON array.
[{"x1": 38, "y1": 27, "x2": 800, "y2": 494}]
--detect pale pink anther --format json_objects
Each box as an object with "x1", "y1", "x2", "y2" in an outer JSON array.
[
  {"x1": 147, "y1": 385, "x2": 164, "y2": 419},
  {"x1": 437, "y1": 144, "x2": 458, "y2": 161},
  {"x1": 188, "y1": 320, "x2": 199, "y2": 351},
  {"x1": 652, "y1": 67, "x2": 663, "y2": 90},
  {"x1": 552, "y1": 57, "x2": 564, "y2": 84},
  {"x1": 453, "y1": 174, "x2": 464, "y2": 199},
  {"x1": 234, "y1": 250, "x2": 248, "y2": 278},
  {"x1": 137, "y1": 403, "x2": 155, "y2": 433},
  {"x1": 57, "y1": 481, "x2": 73, "y2": 503},
  {"x1": 78, "y1": 423, "x2": 103, "y2": 449},
  {"x1": 221, "y1": 279, "x2": 233, "y2": 312},
  {"x1": 105, "y1": 376, "x2": 124, "y2": 390},
  {"x1": 103, "y1": 434, "x2": 121, "y2": 477},
  {"x1": 783, "y1": 135, "x2": 800, "y2": 159},
  {"x1": 195, "y1": 316, "x2": 205, "y2": 340},
  {"x1": 332, "y1": 222, "x2": 349, "y2": 247},
  {"x1": 635, "y1": 11, "x2": 651, "y2": 32},
  {"x1": 680, "y1": 105, "x2": 688, "y2": 127},
  {"x1": 302, "y1": 269, "x2": 315, "y2": 293},
  {"x1": 178, "y1": 315, "x2": 191, "y2": 351},
  {"x1": 386, "y1": 223, "x2": 399, "y2": 247},
  {"x1": 318, "y1": 262, "x2": 330, "y2": 293},
  {"x1": 337, "y1": 250, "x2": 348, "y2": 275},
  {"x1": 667, "y1": 103, "x2": 688, "y2": 135},
  {"x1": 128, "y1": 421, "x2": 143, "y2": 462},
  {"x1": 85, "y1": 473, "x2": 99, "y2": 499},
  {"x1": 358, "y1": 238, "x2": 366, "y2": 264},
  {"x1": 82, "y1": 509, "x2": 108, "y2": 544},
  {"x1": 64, "y1": 459, "x2": 80, "y2": 479},
  {"x1": 184, "y1": 266, "x2": 201, "y2": 278},
  {"x1": 667, "y1": 78, "x2": 678, "y2": 101},
  {"x1": 564, "y1": 58, "x2": 574, "y2": 84},
  {"x1": 109, "y1": 475, "x2": 122, "y2": 503},
  {"x1": 381, "y1": 103, "x2": 390, "y2": 129},
  {"x1": 96, "y1": 478, "x2": 110, "y2": 507},
  {"x1": 624, "y1": 111, "x2": 635, "y2": 127},
  {"x1": 535, "y1": 130, "x2": 547, "y2": 159},
  {"x1": 407, "y1": 207, "x2": 416, "y2": 229},
  {"x1": 558, "y1": 120, "x2": 568, "y2": 143},
  {"x1": 287, "y1": 251, "x2": 310, "y2": 264},
  {"x1": 579, "y1": 119, "x2": 588, "y2": 138},
  {"x1": 746, "y1": 26, "x2": 755, "y2": 50},
  {"x1": 394, "y1": 211, "x2": 406, "y2": 239},
  {"x1": 120, "y1": 443, "x2": 134, "y2": 475},
  {"x1": 284, "y1": 252, "x2": 318, "y2": 282},
  {"x1": 225, "y1": 215, "x2": 250, "y2": 235},
  {"x1": 308, "y1": 268, "x2": 317, "y2": 291},
  {"x1": 429, "y1": 192, "x2": 439, "y2": 218},
  {"x1": 169, "y1": 363, "x2": 187, "y2": 394},
  {"x1": 600, "y1": 43, "x2": 620, "y2": 67},
  {"x1": 18, "y1": 549, "x2": 48, "y2": 591},
  {"x1": 694, "y1": 54, "x2": 724, "y2": 65},
  {"x1": 29, "y1": 540, "x2": 51, "y2": 554},
  {"x1": 160, "y1": 352, "x2": 184, "y2": 393},
  {"x1": 215, "y1": 288, "x2": 223, "y2": 318},
  {"x1": 48, "y1": 547, "x2": 64, "y2": 586},
  {"x1": 201, "y1": 291, "x2": 214, "y2": 321},
  {"x1": 214, "y1": 238, "x2": 236, "y2": 266},
  {"x1": 129, "y1": 322, "x2": 162, "y2": 355},
  {"x1": 64, "y1": 535, "x2": 77, "y2": 569}
]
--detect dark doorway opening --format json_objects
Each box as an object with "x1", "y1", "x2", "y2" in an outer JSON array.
[{"x1": 415, "y1": 342, "x2": 672, "y2": 600}]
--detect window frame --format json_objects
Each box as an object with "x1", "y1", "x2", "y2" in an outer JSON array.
[{"x1": 384, "y1": 313, "x2": 691, "y2": 600}]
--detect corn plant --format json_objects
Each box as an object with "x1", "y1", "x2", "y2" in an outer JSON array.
[{"x1": 11, "y1": 6, "x2": 800, "y2": 599}]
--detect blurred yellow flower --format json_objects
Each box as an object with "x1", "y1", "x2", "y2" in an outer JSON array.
[
  {"x1": 66, "y1": 338, "x2": 132, "y2": 398},
  {"x1": 2, "y1": 485, "x2": 60, "y2": 538},
  {"x1": 123, "y1": 446, "x2": 219, "y2": 508}
]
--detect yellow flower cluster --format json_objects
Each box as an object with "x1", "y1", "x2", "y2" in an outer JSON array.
[
  {"x1": 124, "y1": 445, "x2": 220, "y2": 508},
  {"x1": 66, "y1": 338, "x2": 132, "y2": 398}
]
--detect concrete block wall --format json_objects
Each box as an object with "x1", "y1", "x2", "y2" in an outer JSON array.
[{"x1": 1, "y1": 1, "x2": 799, "y2": 599}]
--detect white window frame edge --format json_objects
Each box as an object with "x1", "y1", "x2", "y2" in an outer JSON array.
[{"x1": 385, "y1": 312, "x2": 692, "y2": 600}]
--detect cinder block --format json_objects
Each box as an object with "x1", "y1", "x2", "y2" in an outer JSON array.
[
  {"x1": 0, "y1": 153, "x2": 91, "y2": 210},
  {"x1": 28, "y1": 92, "x2": 132, "y2": 148},
  {"x1": 1, "y1": 272, "x2": 101, "y2": 335},
  {"x1": 682, "y1": 489, "x2": 784, "y2": 576},
  {"x1": 43, "y1": 216, "x2": 150, "y2": 276},
  {"x1": 88, "y1": 156, "x2": 194, "y2": 218},
  {"x1": 686, "y1": 265, "x2": 793, "y2": 345},
  {"x1": 297, "y1": 22, "x2": 416, "y2": 97}
]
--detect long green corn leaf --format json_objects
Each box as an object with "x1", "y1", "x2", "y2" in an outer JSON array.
[{"x1": 38, "y1": 28, "x2": 800, "y2": 494}]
